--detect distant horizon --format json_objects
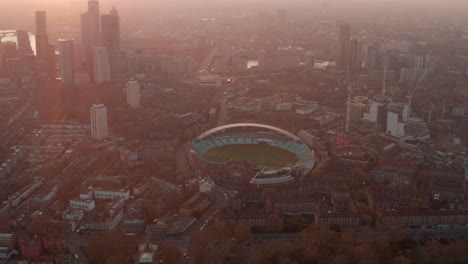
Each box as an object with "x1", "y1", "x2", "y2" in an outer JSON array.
[{"x1": 2, "y1": 0, "x2": 468, "y2": 30}]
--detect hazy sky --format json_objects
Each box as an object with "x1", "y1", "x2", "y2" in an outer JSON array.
[{"x1": 1, "y1": 0, "x2": 468, "y2": 30}]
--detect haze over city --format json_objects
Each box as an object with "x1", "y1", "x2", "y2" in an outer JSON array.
[{"x1": 1, "y1": 0, "x2": 468, "y2": 263}]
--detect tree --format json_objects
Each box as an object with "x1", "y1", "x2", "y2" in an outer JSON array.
[
  {"x1": 354, "y1": 189, "x2": 368, "y2": 204},
  {"x1": 86, "y1": 231, "x2": 136, "y2": 264},
  {"x1": 374, "y1": 235, "x2": 392, "y2": 260},
  {"x1": 311, "y1": 169, "x2": 321, "y2": 178},
  {"x1": 415, "y1": 169, "x2": 431, "y2": 187},
  {"x1": 0, "y1": 213, "x2": 12, "y2": 233},
  {"x1": 233, "y1": 221, "x2": 252, "y2": 244},
  {"x1": 301, "y1": 246, "x2": 320, "y2": 263},
  {"x1": 104, "y1": 254, "x2": 127, "y2": 264},
  {"x1": 397, "y1": 237, "x2": 418, "y2": 251},
  {"x1": 331, "y1": 254, "x2": 351, "y2": 264},
  {"x1": 159, "y1": 242, "x2": 182, "y2": 264},
  {"x1": 261, "y1": 188, "x2": 278, "y2": 202},
  {"x1": 407, "y1": 198, "x2": 422, "y2": 209},
  {"x1": 393, "y1": 255, "x2": 411, "y2": 264},
  {"x1": 248, "y1": 239, "x2": 295, "y2": 263}
]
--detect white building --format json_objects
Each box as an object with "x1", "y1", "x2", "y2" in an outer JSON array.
[
  {"x1": 94, "y1": 188, "x2": 130, "y2": 200},
  {"x1": 363, "y1": 101, "x2": 382, "y2": 122},
  {"x1": 386, "y1": 103, "x2": 409, "y2": 138},
  {"x1": 126, "y1": 80, "x2": 141, "y2": 108},
  {"x1": 93, "y1": 47, "x2": 111, "y2": 83},
  {"x1": 386, "y1": 112, "x2": 406, "y2": 138},
  {"x1": 70, "y1": 198, "x2": 95, "y2": 211},
  {"x1": 90, "y1": 104, "x2": 109, "y2": 140},
  {"x1": 213, "y1": 55, "x2": 248, "y2": 73},
  {"x1": 161, "y1": 56, "x2": 193, "y2": 75},
  {"x1": 305, "y1": 51, "x2": 315, "y2": 68},
  {"x1": 405, "y1": 117, "x2": 430, "y2": 139},
  {"x1": 275, "y1": 103, "x2": 293, "y2": 111}
]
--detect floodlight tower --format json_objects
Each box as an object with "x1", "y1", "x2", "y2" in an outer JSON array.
[
  {"x1": 407, "y1": 60, "x2": 433, "y2": 118},
  {"x1": 345, "y1": 67, "x2": 352, "y2": 134}
]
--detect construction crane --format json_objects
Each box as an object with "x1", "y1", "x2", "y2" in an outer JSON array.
[
  {"x1": 382, "y1": 65, "x2": 387, "y2": 96},
  {"x1": 321, "y1": 0, "x2": 329, "y2": 17},
  {"x1": 407, "y1": 60, "x2": 434, "y2": 118},
  {"x1": 345, "y1": 66, "x2": 352, "y2": 134}
]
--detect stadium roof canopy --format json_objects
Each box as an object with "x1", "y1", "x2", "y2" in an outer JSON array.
[{"x1": 196, "y1": 123, "x2": 300, "y2": 141}]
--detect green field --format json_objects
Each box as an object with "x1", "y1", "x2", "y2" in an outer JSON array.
[{"x1": 203, "y1": 144, "x2": 299, "y2": 168}]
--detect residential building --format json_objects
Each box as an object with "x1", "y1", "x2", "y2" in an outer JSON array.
[
  {"x1": 90, "y1": 104, "x2": 108, "y2": 140},
  {"x1": 81, "y1": 0, "x2": 101, "y2": 80},
  {"x1": 35, "y1": 11, "x2": 47, "y2": 34},
  {"x1": 336, "y1": 23, "x2": 351, "y2": 68},
  {"x1": 70, "y1": 199, "x2": 95, "y2": 211},
  {"x1": 126, "y1": 80, "x2": 141, "y2": 108},
  {"x1": 380, "y1": 210, "x2": 468, "y2": 228},
  {"x1": 93, "y1": 47, "x2": 110, "y2": 83},
  {"x1": 179, "y1": 192, "x2": 212, "y2": 216},
  {"x1": 35, "y1": 33, "x2": 49, "y2": 77},
  {"x1": 16, "y1": 30, "x2": 33, "y2": 57},
  {"x1": 58, "y1": 39, "x2": 75, "y2": 85},
  {"x1": 101, "y1": 7, "x2": 120, "y2": 77}
]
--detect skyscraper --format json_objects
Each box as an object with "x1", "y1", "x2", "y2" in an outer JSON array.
[
  {"x1": 48, "y1": 44, "x2": 57, "y2": 77},
  {"x1": 101, "y1": 7, "x2": 120, "y2": 53},
  {"x1": 58, "y1": 39, "x2": 75, "y2": 85},
  {"x1": 90, "y1": 104, "x2": 109, "y2": 140},
  {"x1": 101, "y1": 7, "x2": 120, "y2": 78},
  {"x1": 349, "y1": 38, "x2": 361, "y2": 69},
  {"x1": 81, "y1": 0, "x2": 101, "y2": 81},
  {"x1": 16, "y1": 30, "x2": 33, "y2": 57},
  {"x1": 86, "y1": 0, "x2": 101, "y2": 48},
  {"x1": 126, "y1": 80, "x2": 141, "y2": 108},
  {"x1": 93, "y1": 47, "x2": 110, "y2": 83},
  {"x1": 337, "y1": 23, "x2": 351, "y2": 68},
  {"x1": 22, "y1": 54, "x2": 36, "y2": 76},
  {"x1": 35, "y1": 11, "x2": 47, "y2": 34},
  {"x1": 35, "y1": 33, "x2": 49, "y2": 77},
  {"x1": 305, "y1": 51, "x2": 315, "y2": 68},
  {"x1": 365, "y1": 43, "x2": 380, "y2": 69},
  {"x1": 0, "y1": 43, "x2": 4, "y2": 72},
  {"x1": 2, "y1": 42, "x2": 18, "y2": 60}
]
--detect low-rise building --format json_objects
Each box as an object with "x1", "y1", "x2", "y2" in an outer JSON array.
[
  {"x1": 380, "y1": 209, "x2": 468, "y2": 228},
  {"x1": 179, "y1": 192, "x2": 212, "y2": 216},
  {"x1": 315, "y1": 199, "x2": 361, "y2": 230},
  {"x1": 273, "y1": 197, "x2": 318, "y2": 215},
  {"x1": 62, "y1": 209, "x2": 85, "y2": 221},
  {"x1": 83, "y1": 207, "x2": 124, "y2": 231},
  {"x1": 70, "y1": 199, "x2": 95, "y2": 211},
  {"x1": 217, "y1": 209, "x2": 284, "y2": 233}
]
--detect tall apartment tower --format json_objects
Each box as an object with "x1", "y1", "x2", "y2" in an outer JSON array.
[
  {"x1": 90, "y1": 104, "x2": 109, "y2": 140},
  {"x1": 126, "y1": 80, "x2": 141, "y2": 108},
  {"x1": 81, "y1": 0, "x2": 101, "y2": 80},
  {"x1": 16, "y1": 30, "x2": 33, "y2": 57},
  {"x1": 35, "y1": 11, "x2": 47, "y2": 34},
  {"x1": 365, "y1": 43, "x2": 380, "y2": 69},
  {"x1": 305, "y1": 51, "x2": 315, "y2": 68},
  {"x1": 93, "y1": 47, "x2": 110, "y2": 83},
  {"x1": 337, "y1": 23, "x2": 351, "y2": 68},
  {"x1": 349, "y1": 38, "x2": 361, "y2": 68},
  {"x1": 35, "y1": 10, "x2": 50, "y2": 77},
  {"x1": 0, "y1": 43, "x2": 4, "y2": 72},
  {"x1": 101, "y1": 7, "x2": 120, "y2": 79},
  {"x1": 101, "y1": 7, "x2": 120, "y2": 53},
  {"x1": 58, "y1": 39, "x2": 75, "y2": 85},
  {"x1": 35, "y1": 33, "x2": 49, "y2": 76}
]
